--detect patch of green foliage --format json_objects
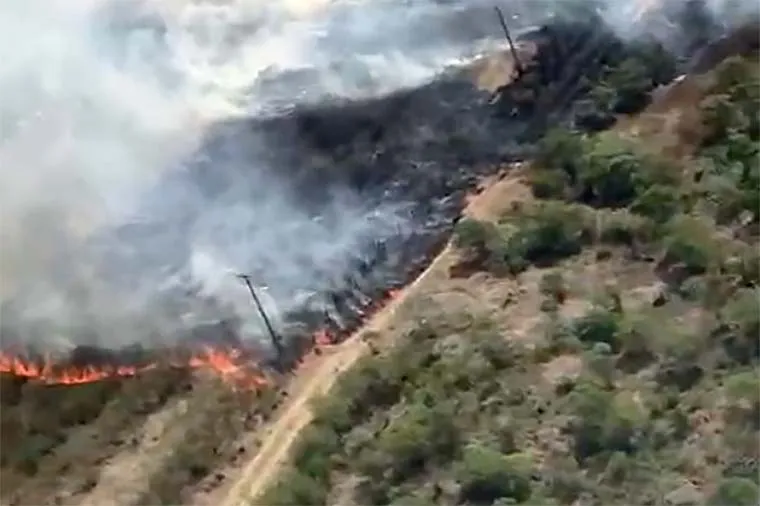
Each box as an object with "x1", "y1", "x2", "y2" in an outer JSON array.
[
  {"x1": 698, "y1": 56, "x2": 760, "y2": 225},
  {"x1": 258, "y1": 54, "x2": 760, "y2": 506}
]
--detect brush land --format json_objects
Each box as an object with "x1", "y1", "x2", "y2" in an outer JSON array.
[
  {"x1": 255, "y1": 35, "x2": 760, "y2": 506},
  {"x1": 1, "y1": 16, "x2": 759, "y2": 506}
]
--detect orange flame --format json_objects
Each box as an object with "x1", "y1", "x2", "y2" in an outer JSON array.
[
  {"x1": 0, "y1": 347, "x2": 268, "y2": 390},
  {"x1": 0, "y1": 285, "x2": 406, "y2": 389},
  {"x1": 313, "y1": 329, "x2": 333, "y2": 347}
]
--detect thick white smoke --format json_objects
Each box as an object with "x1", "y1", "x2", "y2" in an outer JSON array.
[
  {"x1": 0, "y1": 0, "x2": 528, "y2": 349},
  {"x1": 1, "y1": 0, "x2": 754, "y2": 351}
]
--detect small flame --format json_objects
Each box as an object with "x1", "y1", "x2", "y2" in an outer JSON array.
[
  {"x1": 313, "y1": 329, "x2": 333, "y2": 346},
  {"x1": 0, "y1": 347, "x2": 269, "y2": 389},
  {"x1": 1, "y1": 284, "x2": 406, "y2": 389}
]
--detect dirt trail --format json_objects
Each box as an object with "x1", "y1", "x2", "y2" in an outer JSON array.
[
  {"x1": 220, "y1": 244, "x2": 454, "y2": 506},
  {"x1": 219, "y1": 174, "x2": 528, "y2": 506}
]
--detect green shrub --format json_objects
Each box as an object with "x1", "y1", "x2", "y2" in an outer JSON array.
[
  {"x1": 376, "y1": 402, "x2": 459, "y2": 479},
  {"x1": 723, "y1": 371, "x2": 760, "y2": 427},
  {"x1": 291, "y1": 424, "x2": 340, "y2": 480},
  {"x1": 572, "y1": 307, "x2": 621, "y2": 350},
  {"x1": 615, "y1": 314, "x2": 661, "y2": 371},
  {"x1": 455, "y1": 445, "x2": 533, "y2": 504},
  {"x1": 566, "y1": 380, "x2": 649, "y2": 462},
  {"x1": 723, "y1": 288, "x2": 760, "y2": 336},
  {"x1": 605, "y1": 58, "x2": 654, "y2": 114},
  {"x1": 535, "y1": 128, "x2": 586, "y2": 181},
  {"x1": 594, "y1": 209, "x2": 658, "y2": 246},
  {"x1": 708, "y1": 477, "x2": 760, "y2": 506},
  {"x1": 505, "y1": 202, "x2": 588, "y2": 266},
  {"x1": 540, "y1": 271, "x2": 568, "y2": 305},
  {"x1": 577, "y1": 134, "x2": 678, "y2": 209},
  {"x1": 257, "y1": 469, "x2": 329, "y2": 506},
  {"x1": 630, "y1": 184, "x2": 682, "y2": 223},
  {"x1": 529, "y1": 169, "x2": 569, "y2": 200},
  {"x1": 453, "y1": 219, "x2": 500, "y2": 251},
  {"x1": 662, "y1": 216, "x2": 723, "y2": 274}
]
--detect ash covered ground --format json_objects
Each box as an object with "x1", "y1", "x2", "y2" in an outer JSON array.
[
  {"x1": 0, "y1": 0, "x2": 740, "y2": 370},
  {"x1": 1, "y1": 0, "x2": 543, "y2": 360}
]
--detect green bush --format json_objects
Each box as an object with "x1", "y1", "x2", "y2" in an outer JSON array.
[
  {"x1": 455, "y1": 445, "x2": 533, "y2": 504},
  {"x1": 723, "y1": 371, "x2": 760, "y2": 427},
  {"x1": 565, "y1": 380, "x2": 612, "y2": 460},
  {"x1": 605, "y1": 58, "x2": 654, "y2": 114},
  {"x1": 535, "y1": 128, "x2": 586, "y2": 182},
  {"x1": 630, "y1": 184, "x2": 682, "y2": 223},
  {"x1": 578, "y1": 134, "x2": 678, "y2": 209},
  {"x1": 453, "y1": 219, "x2": 501, "y2": 251},
  {"x1": 376, "y1": 402, "x2": 459, "y2": 480},
  {"x1": 505, "y1": 203, "x2": 588, "y2": 266},
  {"x1": 453, "y1": 219, "x2": 520, "y2": 275},
  {"x1": 257, "y1": 469, "x2": 329, "y2": 506},
  {"x1": 705, "y1": 56, "x2": 760, "y2": 141},
  {"x1": 529, "y1": 169, "x2": 569, "y2": 200},
  {"x1": 723, "y1": 289, "x2": 760, "y2": 343},
  {"x1": 615, "y1": 314, "x2": 660, "y2": 371},
  {"x1": 708, "y1": 477, "x2": 760, "y2": 506},
  {"x1": 540, "y1": 271, "x2": 568, "y2": 305},
  {"x1": 291, "y1": 424, "x2": 341, "y2": 480},
  {"x1": 662, "y1": 216, "x2": 723, "y2": 275},
  {"x1": 594, "y1": 209, "x2": 658, "y2": 246},
  {"x1": 572, "y1": 307, "x2": 621, "y2": 350},
  {"x1": 566, "y1": 381, "x2": 649, "y2": 462}
]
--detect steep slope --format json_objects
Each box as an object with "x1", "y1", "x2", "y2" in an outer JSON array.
[{"x1": 253, "y1": 29, "x2": 759, "y2": 506}]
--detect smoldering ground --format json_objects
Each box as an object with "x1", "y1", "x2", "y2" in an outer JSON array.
[
  {"x1": 0, "y1": 0, "x2": 755, "y2": 356},
  {"x1": 0, "y1": 0, "x2": 548, "y2": 352}
]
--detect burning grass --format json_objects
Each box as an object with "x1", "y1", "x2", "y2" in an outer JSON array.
[
  {"x1": 0, "y1": 344, "x2": 271, "y2": 389},
  {"x1": 5, "y1": 8, "x2": 755, "y2": 505}
]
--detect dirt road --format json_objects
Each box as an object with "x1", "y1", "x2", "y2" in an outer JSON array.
[
  {"x1": 217, "y1": 172, "x2": 532, "y2": 506},
  {"x1": 219, "y1": 241, "x2": 455, "y2": 506}
]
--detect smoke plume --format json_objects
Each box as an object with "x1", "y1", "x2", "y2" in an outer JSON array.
[
  {"x1": 0, "y1": 0, "x2": 528, "y2": 350},
  {"x1": 0, "y1": 0, "x2": 755, "y2": 352}
]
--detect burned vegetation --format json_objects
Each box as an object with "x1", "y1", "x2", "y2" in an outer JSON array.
[
  {"x1": 257, "y1": 8, "x2": 760, "y2": 506},
  {"x1": 3, "y1": 2, "x2": 758, "y2": 505},
  {"x1": 175, "y1": 3, "x2": 688, "y2": 370}
]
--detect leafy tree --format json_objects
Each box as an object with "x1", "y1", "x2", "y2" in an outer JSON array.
[{"x1": 605, "y1": 58, "x2": 654, "y2": 114}]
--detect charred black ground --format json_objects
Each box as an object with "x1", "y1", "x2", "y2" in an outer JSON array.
[{"x1": 2, "y1": 7, "x2": 709, "y2": 374}]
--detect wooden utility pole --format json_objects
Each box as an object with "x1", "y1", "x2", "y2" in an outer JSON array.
[
  {"x1": 494, "y1": 6, "x2": 524, "y2": 76},
  {"x1": 236, "y1": 274, "x2": 285, "y2": 368}
]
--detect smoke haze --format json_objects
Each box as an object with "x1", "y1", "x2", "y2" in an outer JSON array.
[
  {"x1": 0, "y1": 0, "x2": 755, "y2": 351},
  {"x1": 0, "y1": 0, "x2": 522, "y2": 350}
]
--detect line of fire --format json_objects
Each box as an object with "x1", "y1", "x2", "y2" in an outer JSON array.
[{"x1": 0, "y1": 3, "x2": 725, "y2": 390}]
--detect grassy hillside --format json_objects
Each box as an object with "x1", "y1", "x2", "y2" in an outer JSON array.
[{"x1": 257, "y1": 53, "x2": 759, "y2": 506}]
